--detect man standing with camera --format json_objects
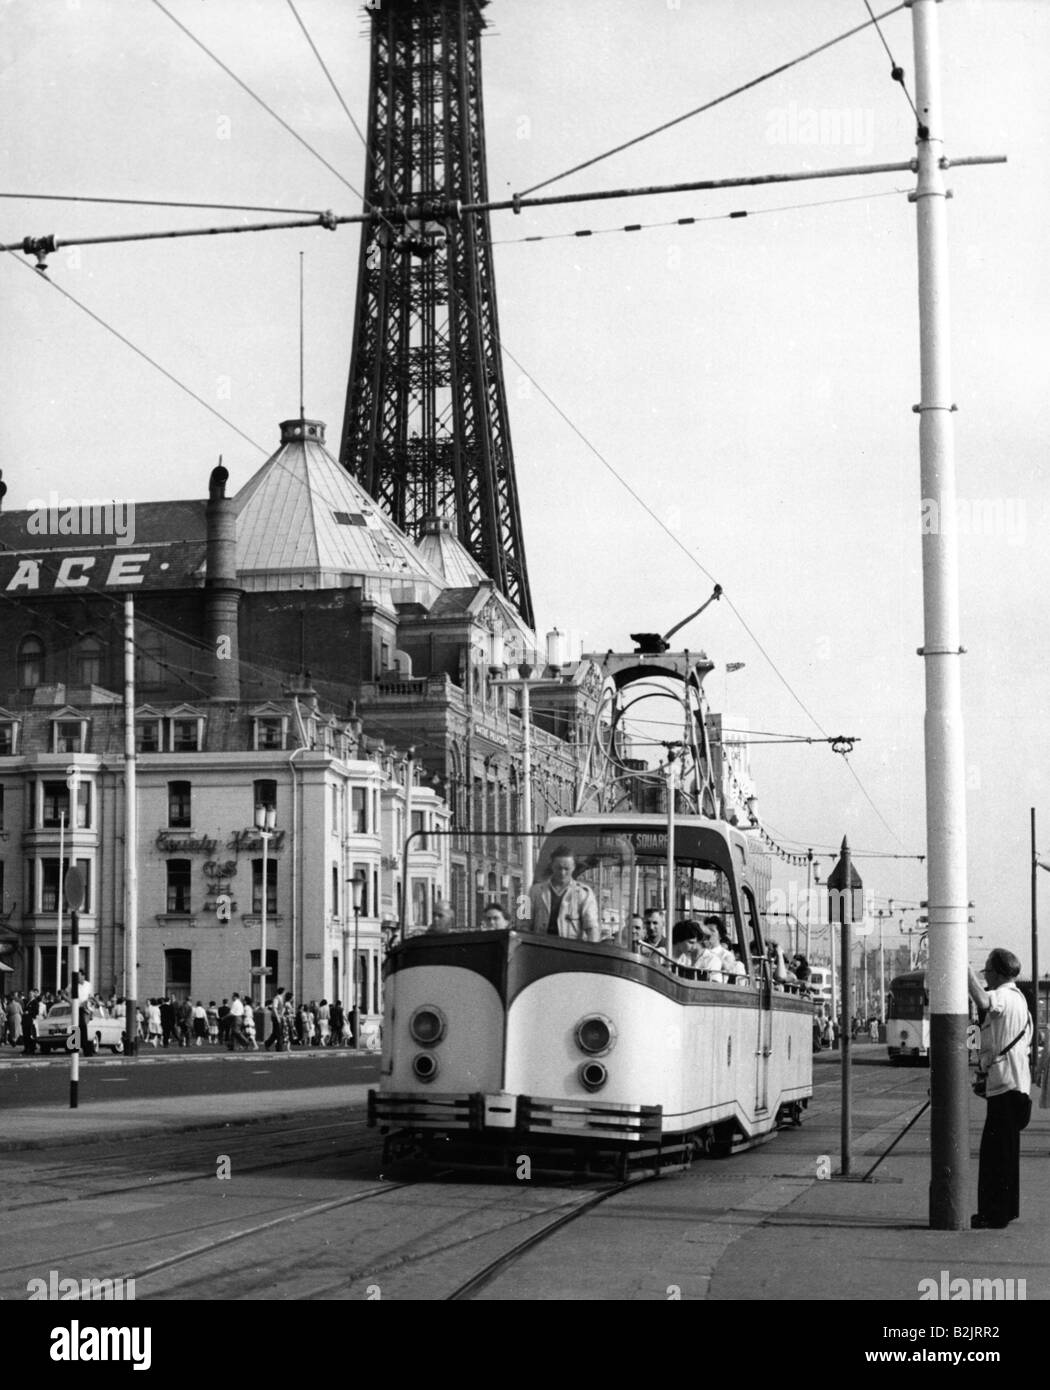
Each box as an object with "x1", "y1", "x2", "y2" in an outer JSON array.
[{"x1": 967, "y1": 948, "x2": 1032, "y2": 1230}]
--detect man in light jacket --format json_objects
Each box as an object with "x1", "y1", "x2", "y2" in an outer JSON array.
[{"x1": 527, "y1": 847, "x2": 600, "y2": 941}]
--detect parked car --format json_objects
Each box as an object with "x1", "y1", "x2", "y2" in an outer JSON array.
[{"x1": 37, "y1": 1002, "x2": 125, "y2": 1055}]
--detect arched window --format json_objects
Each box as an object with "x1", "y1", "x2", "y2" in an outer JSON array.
[
  {"x1": 136, "y1": 628, "x2": 165, "y2": 688},
  {"x1": 18, "y1": 635, "x2": 43, "y2": 689},
  {"x1": 75, "y1": 635, "x2": 101, "y2": 686}
]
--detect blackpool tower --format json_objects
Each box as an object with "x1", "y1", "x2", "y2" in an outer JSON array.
[{"x1": 340, "y1": 0, "x2": 533, "y2": 627}]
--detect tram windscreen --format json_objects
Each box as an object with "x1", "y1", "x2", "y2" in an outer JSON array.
[
  {"x1": 886, "y1": 979, "x2": 927, "y2": 1021},
  {"x1": 526, "y1": 830, "x2": 738, "y2": 953}
]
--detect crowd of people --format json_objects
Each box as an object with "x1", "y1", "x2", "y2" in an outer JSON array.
[{"x1": 1, "y1": 988, "x2": 359, "y2": 1053}]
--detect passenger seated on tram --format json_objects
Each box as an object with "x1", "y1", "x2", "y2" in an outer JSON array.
[
  {"x1": 642, "y1": 910, "x2": 666, "y2": 950},
  {"x1": 629, "y1": 914, "x2": 645, "y2": 949},
  {"x1": 698, "y1": 918, "x2": 728, "y2": 981},
  {"x1": 672, "y1": 920, "x2": 704, "y2": 969},
  {"x1": 481, "y1": 902, "x2": 510, "y2": 930},
  {"x1": 716, "y1": 929, "x2": 747, "y2": 983},
  {"x1": 526, "y1": 847, "x2": 601, "y2": 941},
  {"x1": 767, "y1": 941, "x2": 792, "y2": 985}
]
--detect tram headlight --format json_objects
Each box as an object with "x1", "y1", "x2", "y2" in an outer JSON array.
[
  {"x1": 578, "y1": 1060, "x2": 608, "y2": 1092},
  {"x1": 574, "y1": 1013, "x2": 616, "y2": 1056},
  {"x1": 409, "y1": 1005, "x2": 447, "y2": 1046},
  {"x1": 412, "y1": 1052, "x2": 439, "y2": 1083}
]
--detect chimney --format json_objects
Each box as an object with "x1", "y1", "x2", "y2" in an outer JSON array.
[{"x1": 204, "y1": 463, "x2": 241, "y2": 700}]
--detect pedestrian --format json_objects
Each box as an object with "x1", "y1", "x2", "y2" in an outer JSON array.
[
  {"x1": 280, "y1": 997, "x2": 295, "y2": 1050},
  {"x1": 869, "y1": 1017, "x2": 879, "y2": 1044},
  {"x1": 192, "y1": 1000, "x2": 208, "y2": 1046},
  {"x1": 968, "y1": 948, "x2": 1032, "y2": 1229},
  {"x1": 22, "y1": 989, "x2": 42, "y2": 1055},
  {"x1": 217, "y1": 998, "x2": 230, "y2": 1046},
  {"x1": 266, "y1": 987, "x2": 286, "y2": 1051},
  {"x1": 159, "y1": 996, "x2": 175, "y2": 1048},
  {"x1": 318, "y1": 999, "x2": 331, "y2": 1046},
  {"x1": 242, "y1": 999, "x2": 258, "y2": 1050},
  {"x1": 147, "y1": 998, "x2": 162, "y2": 1047},
  {"x1": 7, "y1": 992, "x2": 23, "y2": 1048},
  {"x1": 329, "y1": 999, "x2": 345, "y2": 1048},
  {"x1": 226, "y1": 992, "x2": 248, "y2": 1050},
  {"x1": 206, "y1": 1001, "x2": 219, "y2": 1044}
]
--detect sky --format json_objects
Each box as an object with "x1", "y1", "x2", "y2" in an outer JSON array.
[{"x1": 1, "y1": 0, "x2": 1047, "y2": 972}]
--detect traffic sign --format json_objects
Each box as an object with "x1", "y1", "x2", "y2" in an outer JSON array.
[
  {"x1": 64, "y1": 1029, "x2": 78, "y2": 1053},
  {"x1": 64, "y1": 867, "x2": 85, "y2": 912},
  {"x1": 249, "y1": 966, "x2": 273, "y2": 977}
]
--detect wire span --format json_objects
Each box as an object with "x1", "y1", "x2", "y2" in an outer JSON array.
[{"x1": 516, "y1": 3, "x2": 907, "y2": 197}]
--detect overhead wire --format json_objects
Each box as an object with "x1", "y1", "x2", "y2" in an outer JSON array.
[
  {"x1": 7, "y1": 9, "x2": 911, "y2": 854},
  {"x1": 861, "y1": 0, "x2": 924, "y2": 131},
  {"x1": 516, "y1": 3, "x2": 907, "y2": 197},
  {"x1": 0, "y1": 192, "x2": 329, "y2": 215},
  {"x1": 148, "y1": 0, "x2": 367, "y2": 204},
  {"x1": 489, "y1": 188, "x2": 908, "y2": 245}
]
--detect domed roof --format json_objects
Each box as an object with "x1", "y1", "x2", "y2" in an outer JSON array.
[{"x1": 234, "y1": 419, "x2": 445, "y2": 601}]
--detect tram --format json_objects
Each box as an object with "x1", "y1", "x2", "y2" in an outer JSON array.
[
  {"x1": 885, "y1": 970, "x2": 930, "y2": 1064},
  {"x1": 369, "y1": 641, "x2": 813, "y2": 1174}
]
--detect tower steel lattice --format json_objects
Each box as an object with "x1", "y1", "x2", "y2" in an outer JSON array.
[{"x1": 340, "y1": 0, "x2": 533, "y2": 627}]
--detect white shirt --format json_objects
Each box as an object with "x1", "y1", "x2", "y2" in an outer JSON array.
[
  {"x1": 229, "y1": 997, "x2": 245, "y2": 1019},
  {"x1": 980, "y1": 982, "x2": 1031, "y2": 1097}
]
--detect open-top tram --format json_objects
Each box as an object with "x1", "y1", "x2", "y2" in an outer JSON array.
[{"x1": 369, "y1": 640, "x2": 813, "y2": 1175}]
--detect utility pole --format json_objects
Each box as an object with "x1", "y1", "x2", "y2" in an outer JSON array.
[
  {"x1": 910, "y1": 0, "x2": 970, "y2": 1230},
  {"x1": 123, "y1": 595, "x2": 138, "y2": 1054}
]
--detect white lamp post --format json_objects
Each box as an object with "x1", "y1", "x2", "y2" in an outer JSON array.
[
  {"x1": 254, "y1": 804, "x2": 276, "y2": 1006},
  {"x1": 349, "y1": 869, "x2": 367, "y2": 1047}
]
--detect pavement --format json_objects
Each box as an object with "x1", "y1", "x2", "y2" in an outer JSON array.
[{"x1": 2, "y1": 1047, "x2": 1046, "y2": 1304}]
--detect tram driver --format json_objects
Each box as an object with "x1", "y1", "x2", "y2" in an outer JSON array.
[{"x1": 527, "y1": 847, "x2": 601, "y2": 942}]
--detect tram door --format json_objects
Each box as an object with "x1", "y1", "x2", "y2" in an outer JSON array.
[{"x1": 743, "y1": 888, "x2": 772, "y2": 1114}]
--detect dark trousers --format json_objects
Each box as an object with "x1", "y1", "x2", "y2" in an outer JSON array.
[{"x1": 977, "y1": 1090, "x2": 1028, "y2": 1224}]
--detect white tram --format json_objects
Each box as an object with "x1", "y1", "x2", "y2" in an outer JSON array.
[{"x1": 369, "y1": 644, "x2": 813, "y2": 1174}]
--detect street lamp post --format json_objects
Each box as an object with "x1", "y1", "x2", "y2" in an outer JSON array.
[
  {"x1": 349, "y1": 869, "x2": 366, "y2": 1047},
  {"x1": 254, "y1": 804, "x2": 276, "y2": 1007}
]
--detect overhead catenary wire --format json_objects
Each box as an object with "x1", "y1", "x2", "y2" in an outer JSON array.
[
  {"x1": 861, "y1": 0, "x2": 924, "y2": 133},
  {"x1": 515, "y1": 3, "x2": 909, "y2": 197},
  {"x1": 1, "y1": 158, "x2": 1006, "y2": 261},
  {"x1": 488, "y1": 188, "x2": 909, "y2": 246},
  {"x1": 148, "y1": 0, "x2": 367, "y2": 204},
  {"x1": 0, "y1": 192, "x2": 332, "y2": 215}
]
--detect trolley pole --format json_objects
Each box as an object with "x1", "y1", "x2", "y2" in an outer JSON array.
[{"x1": 910, "y1": 0, "x2": 970, "y2": 1230}]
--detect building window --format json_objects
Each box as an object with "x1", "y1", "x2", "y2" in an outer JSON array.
[
  {"x1": 18, "y1": 636, "x2": 43, "y2": 690},
  {"x1": 41, "y1": 857, "x2": 91, "y2": 914},
  {"x1": 136, "y1": 630, "x2": 165, "y2": 687},
  {"x1": 52, "y1": 720, "x2": 87, "y2": 754},
  {"x1": 170, "y1": 718, "x2": 201, "y2": 753},
  {"x1": 254, "y1": 717, "x2": 286, "y2": 751},
  {"x1": 331, "y1": 784, "x2": 340, "y2": 836},
  {"x1": 164, "y1": 948, "x2": 192, "y2": 1002},
  {"x1": 351, "y1": 862, "x2": 370, "y2": 917},
  {"x1": 251, "y1": 859, "x2": 278, "y2": 915},
  {"x1": 410, "y1": 809, "x2": 428, "y2": 851},
  {"x1": 0, "y1": 721, "x2": 19, "y2": 756},
  {"x1": 168, "y1": 781, "x2": 192, "y2": 829},
  {"x1": 75, "y1": 636, "x2": 102, "y2": 686},
  {"x1": 0, "y1": 785, "x2": 4, "y2": 832},
  {"x1": 411, "y1": 878, "x2": 428, "y2": 927},
  {"x1": 253, "y1": 779, "x2": 277, "y2": 815},
  {"x1": 136, "y1": 720, "x2": 161, "y2": 753},
  {"x1": 351, "y1": 786, "x2": 368, "y2": 834},
  {"x1": 332, "y1": 866, "x2": 339, "y2": 917},
  {"x1": 41, "y1": 780, "x2": 90, "y2": 831},
  {"x1": 166, "y1": 860, "x2": 192, "y2": 914}
]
